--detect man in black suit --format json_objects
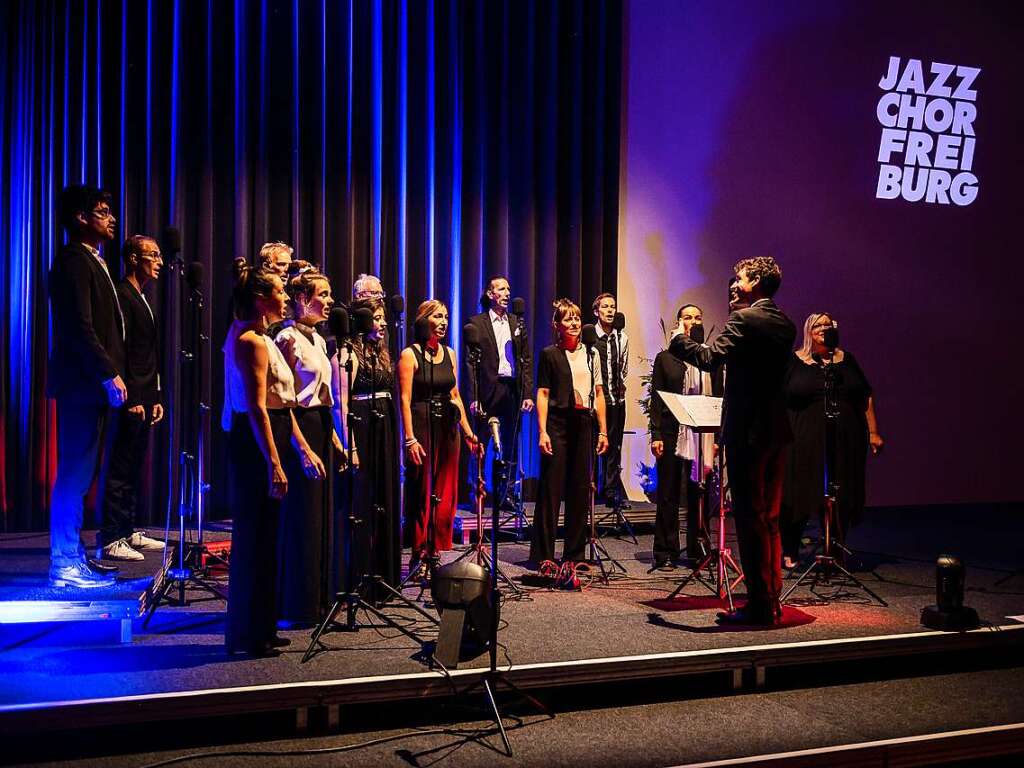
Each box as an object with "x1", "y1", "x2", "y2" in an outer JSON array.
[
  {"x1": 669, "y1": 257, "x2": 796, "y2": 624},
  {"x1": 98, "y1": 235, "x2": 167, "y2": 561},
  {"x1": 48, "y1": 185, "x2": 126, "y2": 588},
  {"x1": 464, "y1": 276, "x2": 534, "y2": 509}
]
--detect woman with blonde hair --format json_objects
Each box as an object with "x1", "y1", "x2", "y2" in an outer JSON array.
[
  {"x1": 780, "y1": 312, "x2": 884, "y2": 568},
  {"x1": 529, "y1": 299, "x2": 609, "y2": 567},
  {"x1": 398, "y1": 299, "x2": 482, "y2": 577}
]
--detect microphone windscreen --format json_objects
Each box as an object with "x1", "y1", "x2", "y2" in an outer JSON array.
[
  {"x1": 163, "y1": 227, "x2": 181, "y2": 255},
  {"x1": 353, "y1": 307, "x2": 375, "y2": 335},
  {"x1": 612, "y1": 312, "x2": 626, "y2": 331},
  {"x1": 581, "y1": 324, "x2": 598, "y2": 347},
  {"x1": 329, "y1": 307, "x2": 349, "y2": 339},
  {"x1": 414, "y1": 316, "x2": 431, "y2": 345},
  {"x1": 689, "y1": 323, "x2": 705, "y2": 345},
  {"x1": 823, "y1": 325, "x2": 840, "y2": 350},
  {"x1": 389, "y1": 294, "x2": 405, "y2": 316},
  {"x1": 463, "y1": 323, "x2": 480, "y2": 347},
  {"x1": 186, "y1": 261, "x2": 204, "y2": 290},
  {"x1": 511, "y1": 297, "x2": 526, "y2": 316}
]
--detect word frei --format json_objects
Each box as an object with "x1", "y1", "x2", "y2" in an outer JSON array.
[{"x1": 875, "y1": 56, "x2": 980, "y2": 206}]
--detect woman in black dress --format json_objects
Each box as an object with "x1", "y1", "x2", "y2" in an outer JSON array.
[
  {"x1": 222, "y1": 260, "x2": 325, "y2": 657},
  {"x1": 530, "y1": 299, "x2": 609, "y2": 566},
  {"x1": 335, "y1": 297, "x2": 401, "y2": 601},
  {"x1": 398, "y1": 300, "x2": 482, "y2": 577},
  {"x1": 780, "y1": 312, "x2": 885, "y2": 567},
  {"x1": 274, "y1": 268, "x2": 339, "y2": 627}
]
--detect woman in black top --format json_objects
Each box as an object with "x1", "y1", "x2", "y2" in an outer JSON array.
[
  {"x1": 530, "y1": 299, "x2": 609, "y2": 566},
  {"x1": 398, "y1": 299, "x2": 482, "y2": 576},
  {"x1": 780, "y1": 312, "x2": 884, "y2": 567}
]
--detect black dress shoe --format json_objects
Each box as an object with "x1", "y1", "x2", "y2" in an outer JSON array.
[
  {"x1": 653, "y1": 558, "x2": 675, "y2": 571},
  {"x1": 86, "y1": 557, "x2": 119, "y2": 574},
  {"x1": 268, "y1": 636, "x2": 292, "y2": 648},
  {"x1": 716, "y1": 603, "x2": 777, "y2": 626}
]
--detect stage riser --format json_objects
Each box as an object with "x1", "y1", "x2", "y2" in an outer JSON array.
[{"x1": 3, "y1": 624, "x2": 1021, "y2": 736}]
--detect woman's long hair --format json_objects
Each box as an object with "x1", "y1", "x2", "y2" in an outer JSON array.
[
  {"x1": 348, "y1": 297, "x2": 391, "y2": 371},
  {"x1": 796, "y1": 311, "x2": 833, "y2": 363}
]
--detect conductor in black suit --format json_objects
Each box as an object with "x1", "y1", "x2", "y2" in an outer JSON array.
[
  {"x1": 48, "y1": 185, "x2": 126, "y2": 589},
  {"x1": 464, "y1": 276, "x2": 534, "y2": 508},
  {"x1": 669, "y1": 257, "x2": 796, "y2": 625},
  {"x1": 98, "y1": 235, "x2": 167, "y2": 561}
]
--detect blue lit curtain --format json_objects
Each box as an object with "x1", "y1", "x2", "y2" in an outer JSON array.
[{"x1": 1, "y1": 0, "x2": 622, "y2": 532}]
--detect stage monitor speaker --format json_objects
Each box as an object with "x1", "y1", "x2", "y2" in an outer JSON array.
[{"x1": 432, "y1": 561, "x2": 498, "y2": 669}]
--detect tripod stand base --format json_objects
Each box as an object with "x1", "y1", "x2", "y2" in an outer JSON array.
[
  {"x1": 459, "y1": 672, "x2": 553, "y2": 757},
  {"x1": 667, "y1": 546, "x2": 744, "y2": 611},
  {"x1": 595, "y1": 505, "x2": 638, "y2": 544},
  {"x1": 782, "y1": 554, "x2": 889, "y2": 606}
]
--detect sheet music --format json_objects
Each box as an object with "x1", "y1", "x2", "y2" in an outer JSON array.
[{"x1": 656, "y1": 392, "x2": 722, "y2": 430}]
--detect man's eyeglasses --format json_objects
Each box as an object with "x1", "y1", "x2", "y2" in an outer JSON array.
[{"x1": 90, "y1": 208, "x2": 114, "y2": 220}]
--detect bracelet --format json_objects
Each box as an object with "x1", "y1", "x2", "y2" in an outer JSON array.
[
  {"x1": 598, "y1": 432, "x2": 608, "y2": 437},
  {"x1": 350, "y1": 448, "x2": 359, "y2": 454},
  {"x1": 404, "y1": 437, "x2": 419, "y2": 447}
]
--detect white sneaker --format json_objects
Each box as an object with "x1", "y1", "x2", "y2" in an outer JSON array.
[
  {"x1": 101, "y1": 538, "x2": 145, "y2": 561},
  {"x1": 128, "y1": 530, "x2": 166, "y2": 551}
]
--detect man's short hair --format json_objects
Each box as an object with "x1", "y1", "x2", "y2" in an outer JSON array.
[
  {"x1": 352, "y1": 273, "x2": 383, "y2": 298},
  {"x1": 58, "y1": 184, "x2": 112, "y2": 231},
  {"x1": 592, "y1": 292, "x2": 616, "y2": 312},
  {"x1": 676, "y1": 303, "x2": 702, "y2": 320},
  {"x1": 258, "y1": 241, "x2": 294, "y2": 267},
  {"x1": 734, "y1": 256, "x2": 782, "y2": 297},
  {"x1": 479, "y1": 274, "x2": 509, "y2": 311}
]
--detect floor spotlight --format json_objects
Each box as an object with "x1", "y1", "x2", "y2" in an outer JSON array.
[{"x1": 921, "y1": 554, "x2": 979, "y2": 631}]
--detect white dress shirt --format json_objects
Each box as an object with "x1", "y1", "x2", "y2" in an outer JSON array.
[{"x1": 489, "y1": 309, "x2": 515, "y2": 377}]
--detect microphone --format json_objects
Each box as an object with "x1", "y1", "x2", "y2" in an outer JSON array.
[
  {"x1": 328, "y1": 306, "x2": 350, "y2": 339},
  {"x1": 163, "y1": 226, "x2": 181, "y2": 256},
  {"x1": 353, "y1": 307, "x2": 375, "y2": 335},
  {"x1": 581, "y1": 324, "x2": 598, "y2": 349},
  {"x1": 414, "y1": 316, "x2": 431, "y2": 345},
  {"x1": 823, "y1": 324, "x2": 840, "y2": 352},
  {"x1": 389, "y1": 294, "x2": 405, "y2": 317},
  {"x1": 612, "y1": 312, "x2": 625, "y2": 331},
  {"x1": 511, "y1": 297, "x2": 526, "y2": 317},
  {"x1": 463, "y1": 322, "x2": 480, "y2": 348},
  {"x1": 689, "y1": 323, "x2": 705, "y2": 345},
  {"x1": 186, "y1": 261, "x2": 204, "y2": 292},
  {"x1": 488, "y1": 416, "x2": 503, "y2": 459}
]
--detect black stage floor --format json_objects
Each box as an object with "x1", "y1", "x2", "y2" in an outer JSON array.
[{"x1": 0, "y1": 504, "x2": 1022, "y2": 733}]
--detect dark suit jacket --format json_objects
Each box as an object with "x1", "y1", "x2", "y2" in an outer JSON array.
[
  {"x1": 464, "y1": 310, "x2": 533, "y2": 410},
  {"x1": 48, "y1": 241, "x2": 125, "y2": 404},
  {"x1": 116, "y1": 280, "x2": 160, "y2": 407},
  {"x1": 669, "y1": 298, "x2": 795, "y2": 450},
  {"x1": 648, "y1": 350, "x2": 688, "y2": 445}
]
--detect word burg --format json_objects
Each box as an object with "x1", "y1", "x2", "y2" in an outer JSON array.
[{"x1": 875, "y1": 56, "x2": 980, "y2": 207}]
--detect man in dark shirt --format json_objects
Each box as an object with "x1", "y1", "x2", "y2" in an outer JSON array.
[
  {"x1": 48, "y1": 185, "x2": 126, "y2": 588},
  {"x1": 98, "y1": 235, "x2": 166, "y2": 560},
  {"x1": 669, "y1": 257, "x2": 796, "y2": 625}
]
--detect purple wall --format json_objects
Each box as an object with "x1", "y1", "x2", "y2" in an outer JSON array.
[{"x1": 619, "y1": 0, "x2": 1023, "y2": 506}]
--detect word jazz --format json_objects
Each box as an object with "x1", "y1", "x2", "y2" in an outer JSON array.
[{"x1": 875, "y1": 57, "x2": 980, "y2": 206}]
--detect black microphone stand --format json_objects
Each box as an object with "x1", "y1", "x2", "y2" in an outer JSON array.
[
  {"x1": 782, "y1": 350, "x2": 887, "y2": 606},
  {"x1": 145, "y1": 262, "x2": 224, "y2": 628},
  {"x1": 583, "y1": 337, "x2": 626, "y2": 581},
  {"x1": 304, "y1": 334, "x2": 437, "y2": 663},
  {"x1": 453, "y1": 341, "x2": 521, "y2": 593},
  {"x1": 495, "y1": 311, "x2": 529, "y2": 538}
]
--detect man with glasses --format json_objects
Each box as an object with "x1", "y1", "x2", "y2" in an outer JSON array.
[
  {"x1": 48, "y1": 185, "x2": 126, "y2": 588},
  {"x1": 352, "y1": 273, "x2": 385, "y2": 302},
  {"x1": 98, "y1": 235, "x2": 167, "y2": 561}
]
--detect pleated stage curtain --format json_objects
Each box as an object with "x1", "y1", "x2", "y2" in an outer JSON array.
[{"x1": 0, "y1": 0, "x2": 622, "y2": 531}]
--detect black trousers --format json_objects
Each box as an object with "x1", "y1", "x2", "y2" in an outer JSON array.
[
  {"x1": 51, "y1": 400, "x2": 111, "y2": 567},
  {"x1": 226, "y1": 409, "x2": 292, "y2": 654},
  {"x1": 484, "y1": 377, "x2": 520, "y2": 506},
  {"x1": 530, "y1": 408, "x2": 593, "y2": 563},
  {"x1": 653, "y1": 452, "x2": 704, "y2": 561},
  {"x1": 600, "y1": 401, "x2": 627, "y2": 501},
  {"x1": 99, "y1": 408, "x2": 151, "y2": 547},
  {"x1": 726, "y1": 441, "x2": 787, "y2": 609}
]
